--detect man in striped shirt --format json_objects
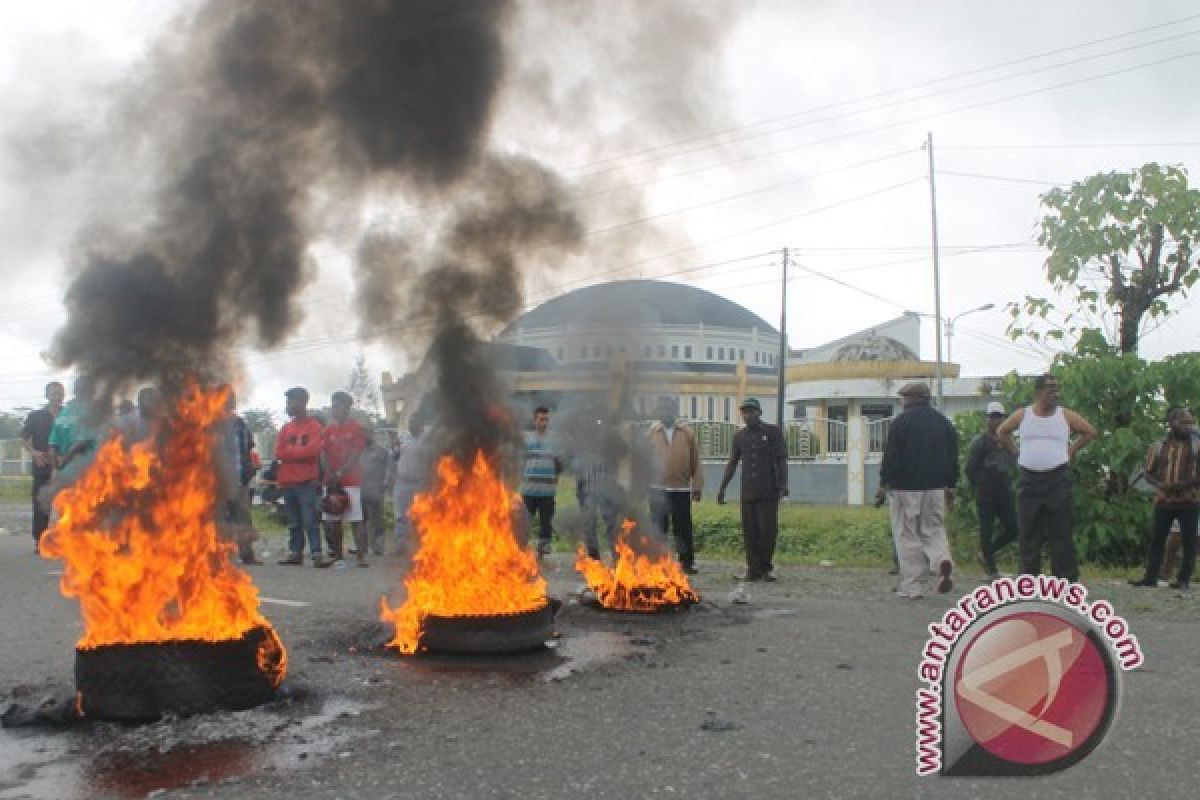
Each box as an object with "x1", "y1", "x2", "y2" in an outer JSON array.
[
  {"x1": 522, "y1": 406, "x2": 562, "y2": 556},
  {"x1": 1131, "y1": 407, "x2": 1199, "y2": 592}
]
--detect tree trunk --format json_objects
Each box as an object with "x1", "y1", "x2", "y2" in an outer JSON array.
[{"x1": 1118, "y1": 305, "x2": 1140, "y2": 355}]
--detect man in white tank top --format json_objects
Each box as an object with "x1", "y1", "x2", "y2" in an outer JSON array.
[{"x1": 996, "y1": 373, "x2": 1096, "y2": 580}]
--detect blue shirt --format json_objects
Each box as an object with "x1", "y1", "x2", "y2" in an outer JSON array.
[{"x1": 521, "y1": 431, "x2": 560, "y2": 497}]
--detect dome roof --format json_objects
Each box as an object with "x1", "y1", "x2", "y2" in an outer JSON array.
[
  {"x1": 501, "y1": 280, "x2": 777, "y2": 335},
  {"x1": 831, "y1": 335, "x2": 917, "y2": 362}
]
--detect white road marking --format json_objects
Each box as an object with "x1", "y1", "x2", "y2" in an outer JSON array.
[
  {"x1": 45, "y1": 570, "x2": 63, "y2": 577},
  {"x1": 260, "y1": 596, "x2": 311, "y2": 608}
]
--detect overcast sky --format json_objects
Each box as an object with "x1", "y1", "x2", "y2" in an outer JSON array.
[{"x1": 2, "y1": 0, "x2": 1199, "y2": 414}]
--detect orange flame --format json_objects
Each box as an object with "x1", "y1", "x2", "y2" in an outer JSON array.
[
  {"x1": 575, "y1": 519, "x2": 700, "y2": 611},
  {"x1": 40, "y1": 383, "x2": 286, "y2": 685},
  {"x1": 380, "y1": 451, "x2": 548, "y2": 654}
]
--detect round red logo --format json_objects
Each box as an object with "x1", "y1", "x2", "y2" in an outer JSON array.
[{"x1": 950, "y1": 609, "x2": 1116, "y2": 772}]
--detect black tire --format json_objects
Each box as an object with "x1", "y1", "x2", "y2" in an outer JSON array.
[
  {"x1": 420, "y1": 600, "x2": 559, "y2": 655},
  {"x1": 75, "y1": 625, "x2": 285, "y2": 722}
]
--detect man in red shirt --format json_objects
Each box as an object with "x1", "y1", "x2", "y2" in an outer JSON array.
[
  {"x1": 276, "y1": 387, "x2": 332, "y2": 567},
  {"x1": 321, "y1": 391, "x2": 369, "y2": 566}
]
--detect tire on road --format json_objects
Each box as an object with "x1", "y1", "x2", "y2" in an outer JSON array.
[
  {"x1": 420, "y1": 600, "x2": 560, "y2": 655},
  {"x1": 75, "y1": 624, "x2": 285, "y2": 722}
]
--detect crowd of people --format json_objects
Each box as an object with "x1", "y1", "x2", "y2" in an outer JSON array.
[{"x1": 17, "y1": 372, "x2": 1197, "y2": 592}]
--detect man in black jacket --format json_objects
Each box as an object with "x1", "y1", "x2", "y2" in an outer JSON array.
[
  {"x1": 717, "y1": 397, "x2": 789, "y2": 581},
  {"x1": 874, "y1": 383, "x2": 958, "y2": 598},
  {"x1": 965, "y1": 402, "x2": 1018, "y2": 578}
]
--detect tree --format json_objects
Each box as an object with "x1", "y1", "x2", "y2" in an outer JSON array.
[
  {"x1": 241, "y1": 409, "x2": 278, "y2": 436},
  {"x1": 346, "y1": 352, "x2": 381, "y2": 420},
  {"x1": 1009, "y1": 163, "x2": 1200, "y2": 355}
]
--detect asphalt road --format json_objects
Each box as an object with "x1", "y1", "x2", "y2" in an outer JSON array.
[{"x1": 1, "y1": 500, "x2": 1197, "y2": 800}]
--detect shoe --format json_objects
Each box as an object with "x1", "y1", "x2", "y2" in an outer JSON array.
[
  {"x1": 936, "y1": 560, "x2": 954, "y2": 594},
  {"x1": 887, "y1": 565, "x2": 899, "y2": 576},
  {"x1": 312, "y1": 555, "x2": 335, "y2": 568},
  {"x1": 737, "y1": 572, "x2": 764, "y2": 582},
  {"x1": 682, "y1": 564, "x2": 699, "y2": 575},
  {"x1": 1157, "y1": 579, "x2": 1170, "y2": 588},
  {"x1": 1169, "y1": 581, "x2": 1189, "y2": 591},
  {"x1": 357, "y1": 556, "x2": 369, "y2": 568},
  {"x1": 537, "y1": 542, "x2": 552, "y2": 557},
  {"x1": 1128, "y1": 579, "x2": 1158, "y2": 587},
  {"x1": 241, "y1": 557, "x2": 263, "y2": 565},
  {"x1": 277, "y1": 553, "x2": 303, "y2": 565},
  {"x1": 761, "y1": 572, "x2": 777, "y2": 583}
]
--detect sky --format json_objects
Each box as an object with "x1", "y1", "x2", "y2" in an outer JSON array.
[{"x1": 1, "y1": 0, "x2": 1199, "y2": 414}]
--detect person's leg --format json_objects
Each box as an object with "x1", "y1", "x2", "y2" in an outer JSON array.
[
  {"x1": 364, "y1": 497, "x2": 385, "y2": 555},
  {"x1": 1160, "y1": 527, "x2": 1181, "y2": 582},
  {"x1": 977, "y1": 499, "x2": 998, "y2": 574},
  {"x1": 758, "y1": 499, "x2": 779, "y2": 575},
  {"x1": 600, "y1": 496, "x2": 621, "y2": 558},
  {"x1": 740, "y1": 500, "x2": 763, "y2": 578},
  {"x1": 580, "y1": 490, "x2": 600, "y2": 559},
  {"x1": 1138, "y1": 506, "x2": 1172, "y2": 584},
  {"x1": 31, "y1": 472, "x2": 50, "y2": 547},
  {"x1": 917, "y1": 489, "x2": 953, "y2": 591},
  {"x1": 299, "y1": 483, "x2": 324, "y2": 562},
  {"x1": 1017, "y1": 483, "x2": 1043, "y2": 576},
  {"x1": 1174, "y1": 508, "x2": 1197, "y2": 587},
  {"x1": 1045, "y1": 475, "x2": 1078, "y2": 581},
  {"x1": 892, "y1": 491, "x2": 926, "y2": 596},
  {"x1": 283, "y1": 486, "x2": 305, "y2": 557},
  {"x1": 325, "y1": 520, "x2": 344, "y2": 560},
  {"x1": 670, "y1": 492, "x2": 695, "y2": 568},
  {"x1": 993, "y1": 493, "x2": 1019, "y2": 560},
  {"x1": 538, "y1": 497, "x2": 555, "y2": 549}
]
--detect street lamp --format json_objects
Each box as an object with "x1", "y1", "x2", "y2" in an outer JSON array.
[{"x1": 946, "y1": 303, "x2": 994, "y2": 363}]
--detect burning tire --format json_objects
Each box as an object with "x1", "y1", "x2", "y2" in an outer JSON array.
[
  {"x1": 75, "y1": 625, "x2": 285, "y2": 722},
  {"x1": 420, "y1": 600, "x2": 559, "y2": 655}
]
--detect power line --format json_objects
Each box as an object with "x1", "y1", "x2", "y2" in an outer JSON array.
[
  {"x1": 567, "y1": 12, "x2": 1200, "y2": 175},
  {"x1": 938, "y1": 170, "x2": 1066, "y2": 187}
]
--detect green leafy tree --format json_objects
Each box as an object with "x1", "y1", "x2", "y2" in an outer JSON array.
[
  {"x1": 241, "y1": 409, "x2": 278, "y2": 436},
  {"x1": 1009, "y1": 163, "x2": 1200, "y2": 356},
  {"x1": 346, "y1": 352, "x2": 381, "y2": 420}
]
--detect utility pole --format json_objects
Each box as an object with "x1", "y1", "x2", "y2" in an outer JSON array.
[
  {"x1": 925, "y1": 131, "x2": 945, "y2": 411},
  {"x1": 775, "y1": 247, "x2": 788, "y2": 429}
]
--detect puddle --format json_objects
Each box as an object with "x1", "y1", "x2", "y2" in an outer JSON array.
[
  {"x1": 0, "y1": 697, "x2": 370, "y2": 800},
  {"x1": 393, "y1": 630, "x2": 655, "y2": 684}
]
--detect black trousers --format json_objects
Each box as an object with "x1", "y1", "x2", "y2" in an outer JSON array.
[
  {"x1": 741, "y1": 498, "x2": 779, "y2": 578},
  {"x1": 977, "y1": 494, "x2": 1018, "y2": 573},
  {"x1": 31, "y1": 468, "x2": 51, "y2": 545},
  {"x1": 1017, "y1": 466, "x2": 1077, "y2": 581},
  {"x1": 362, "y1": 496, "x2": 385, "y2": 554},
  {"x1": 1142, "y1": 506, "x2": 1198, "y2": 586},
  {"x1": 649, "y1": 489, "x2": 695, "y2": 567},
  {"x1": 523, "y1": 495, "x2": 556, "y2": 545}
]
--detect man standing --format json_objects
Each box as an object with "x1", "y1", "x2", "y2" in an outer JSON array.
[
  {"x1": 874, "y1": 383, "x2": 958, "y2": 599},
  {"x1": 997, "y1": 373, "x2": 1096, "y2": 581},
  {"x1": 717, "y1": 397, "x2": 788, "y2": 582},
  {"x1": 1130, "y1": 407, "x2": 1198, "y2": 591},
  {"x1": 646, "y1": 398, "x2": 702, "y2": 575},
  {"x1": 275, "y1": 387, "x2": 332, "y2": 567},
  {"x1": 521, "y1": 405, "x2": 562, "y2": 557},
  {"x1": 392, "y1": 417, "x2": 431, "y2": 555},
  {"x1": 965, "y1": 401, "x2": 1018, "y2": 578},
  {"x1": 361, "y1": 428, "x2": 394, "y2": 557},
  {"x1": 320, "y1": 391, "x2": 369, "y2": 566},
  {"x1": 20, "y1": 381, "x2": 64, "y2": 549},
  {"x1": 217, "y1": 389, "x2": 260, "y2": 565}
]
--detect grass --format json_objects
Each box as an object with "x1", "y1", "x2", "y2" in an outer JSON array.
[{"x1": 0, "y1": 477, "x2": 30, "y2": 504}]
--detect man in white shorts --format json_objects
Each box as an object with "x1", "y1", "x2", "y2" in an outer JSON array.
[{"x1": 320, "y1": 391, "x2": 369, "y2": 567}]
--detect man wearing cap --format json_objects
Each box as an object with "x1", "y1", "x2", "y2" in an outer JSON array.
[
  {"x1": 717, "y1": 397, "x2": 788, "y2": 582},
  {"x1": 875, "y1": 382, "x2": 958, "y2": 598},
  {"x1": 965, "y1": 402, "x2": 1018, "y2": 578},
  {"x1": 276, "y1": 387, "x2": 332, "y2": 567}
]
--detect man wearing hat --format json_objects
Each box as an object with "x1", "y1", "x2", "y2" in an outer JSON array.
[
  {"x1": 717, "y1": 397, "x2": 788, "y2": 582},
  {"x1": 276, "y1": 387, "x2": 333, "y2": 567},
  {"x1": 875, "y1": 382, "x2": 958, "y2": 598},
  {"x1": 965, "y1": 402, "x2": 1018, "y2": 578}
]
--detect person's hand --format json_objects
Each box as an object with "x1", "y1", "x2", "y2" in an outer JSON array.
[
  {"x1": 32, "y1": 451, "x2": 48, "y2": 468},
  {"x1": 779, "y1": 486, "x2": 789, "y2": 500},
  {"x1": 691, "y1": 490, "x2": 702, "y2": 502},
  {"x1": 873, "y1": 487, "x2": 886, "y2": 507},
  {"x1": 716, "y1": 490, "x2": 726, "y2": 505}
]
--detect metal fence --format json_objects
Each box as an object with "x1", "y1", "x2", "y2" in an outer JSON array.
[{"x1": 1, "y1": 439, "x2": 28, "y2": 476}]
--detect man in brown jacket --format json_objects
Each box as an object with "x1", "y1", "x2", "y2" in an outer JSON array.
[{"x1": 646, "y1": 399, "x2": 703, "y2": 574}]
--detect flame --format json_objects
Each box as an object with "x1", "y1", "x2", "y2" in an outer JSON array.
[
  {"x1": 575, "y1": 520, "x2": 700, "y2": 611},
  {"x1": 380, "y1": 451, "x2": 548, "y2": 654},
  {"x1": 40, "y1": 383, "x2": 286, "y2": 686}
]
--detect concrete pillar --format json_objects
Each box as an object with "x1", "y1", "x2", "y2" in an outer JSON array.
[{"x1": 846, "y1": 398, "x2": 865, "y2": 506}]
